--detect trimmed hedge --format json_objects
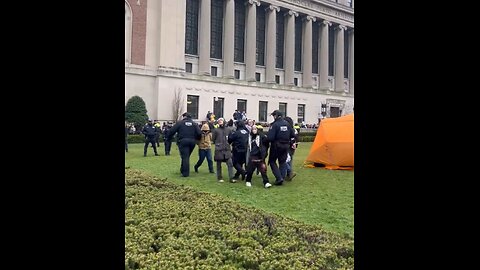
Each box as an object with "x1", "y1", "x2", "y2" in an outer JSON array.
[
  {"x1": 298, "y1": 131, "x2": 317, "y2": 142},
  {"x1": 125, "y1": 169, "x2": 353, "y2": 270},
  {"x1": 127, "y1": 135, "x2": 178, "y2": 144},
  {"x1": 127, "y1": 131, "x2": 317, "y2": 144}
]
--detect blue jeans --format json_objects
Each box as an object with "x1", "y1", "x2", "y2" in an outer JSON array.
[
  {"x1": 281, "y1": 156, "x2": 293, "y2": 179},
  {"x1": 195, "y1": 149, "x2": 214, "y2": 172}
]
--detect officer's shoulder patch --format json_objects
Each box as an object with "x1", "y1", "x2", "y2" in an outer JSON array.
[
  {"x1": 280, "y1": 126, "x2": 288, "y2": 131},
  {"x1": 240, "y1": 130, "x2": 248, "y2": 134},
  {"x1": 185, "y1": 122, "x2": 193, "y2": 126}
]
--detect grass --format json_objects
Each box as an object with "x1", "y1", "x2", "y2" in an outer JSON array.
[{"x1": 125, "y1": 142, "x2": 354, "y2": 238}]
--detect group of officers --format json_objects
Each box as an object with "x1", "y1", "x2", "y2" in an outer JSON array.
[{"x1": 130, "y1": 110, "x2": 298, "y2": 188}]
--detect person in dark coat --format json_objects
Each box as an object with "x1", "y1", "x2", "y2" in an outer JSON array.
[
  {"x1": 154, "y1": 121, "x2": 162, "y2": 147},
  {"x1": 267, "y1": 110, "x2": 295, "y2": 185},
  {"x1": 166, "y1": 112, "x2": 202, "y2": 177},
  {"x1": 212, "y1": 118, "x2": 234, "y2": 182},
  {"x1": 245, "y1": 125, "x2": 271, "y2": 188},
  {"x1": 228, "y1": 120, "x2": 249, "y2": 180},
  {"x1": 163, "y1": 122, "x2": 173, "y2": 155},
  {"x1": 142, "y1": 119, "x2": 159, "y2": 157}
]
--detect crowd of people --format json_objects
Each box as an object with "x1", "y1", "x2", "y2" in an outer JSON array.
[{"x1": 125, "y1": 109, "x2": 300, "y2": 188}]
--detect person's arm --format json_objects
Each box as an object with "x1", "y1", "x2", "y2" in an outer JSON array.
[
  {"x1": 194, "y1": 123, "x2": 202, "y2": 140},
  {"x1": 212, "y1": 129, "x2": 217, "y2": 143},
  {"x1": 227, "y1": 131, "x2": 236, "y2": 144},
  {"x1": 166, "y1": 122, "x2": 180, "y2": 141},
  {"x1": 267, "y1": 123, "x2": 276, "y2": 142}
]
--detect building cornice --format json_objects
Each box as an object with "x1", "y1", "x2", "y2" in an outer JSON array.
[{"x1": 262, "y1": 0, "x2": 353, "y2": 27}]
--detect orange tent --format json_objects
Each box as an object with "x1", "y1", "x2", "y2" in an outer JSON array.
[{"x1": 304, "y1": 113, "x2": 354, "y2": 170}]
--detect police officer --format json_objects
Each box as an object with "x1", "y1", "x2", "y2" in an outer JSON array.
[
  {"x1": 154, "y1": 120, "x2": 162, "y2": 147},
  {"x1": 267, "y1": 110, "x2": 295, "y2": 185},
  {"x1": 228, "y1": 120, "x2": 249, "y2": 180},
  {"x1": 142, "y1": 119, "x2": 159, "y2": 157},
  {"x1": 167, "y1": 112, "x2": 201, "y2": 177},
  {"x1": 163, "y1": 122, "x2": 173, "y2": 155}
]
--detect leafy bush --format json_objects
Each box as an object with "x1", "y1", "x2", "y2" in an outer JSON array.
[
  {"x1": 125, "y1": 169, "x2": 354, "y2": 270},
  {"x1": 298, "y1": 131, "x2": 317, "y2": 142},
  {"x1": 298, "y1": 136, "x2": 315, "y2": 142},
  {"x1": 125, "y1": 96, "x2": 148, "y2": 130}
]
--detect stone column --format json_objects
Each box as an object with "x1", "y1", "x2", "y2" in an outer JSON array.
[
  {"x1": 265, "y1": 5, "x2": 280, "y2": 84},
  {"x1": 199, "y1": 0, "x2": 211, "y2": 75},
  {"x1": 284, "y1": 10, "x2": 298, "y2": 86},
  {"x1": 334, "y1": 24, "x2": 346, "y2": 92},
  {"x1": 302, "y1": 15, "x2": 316, "y2": 88},
  {"x1": 223, "y1": 0, "x2": 235, "y2": 78},
  {"x1": 245, "y1": 0, "x2": 260, "y2": 81},
  {"x1": 348, "y1": 29, "x2": 354, "y2": 95},
  {"x1": 318, "y1": 20, "x2": 331, "y2": 90}
]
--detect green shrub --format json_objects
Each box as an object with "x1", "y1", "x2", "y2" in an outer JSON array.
[
  {"x1": 298, "y1": 136, "x2": 315, "y2": 142},
  {"x1": 125, "y1": 96, "x2": 149, "y2": 130},
  {"x1": 125, "y1": 169, "x2": 353, "y2": 269},
  {"x1": 127, "y1": 134, "x2": 162, "y2": 144}
]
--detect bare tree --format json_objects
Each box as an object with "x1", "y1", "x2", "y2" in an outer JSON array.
[{"x1": 172, "y1": 87, "x2": 185, "y2": 122}]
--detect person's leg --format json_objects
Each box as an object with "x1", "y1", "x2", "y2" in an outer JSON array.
[
  {"x1": 258, "y1": 161, "x2": 271, "y2": 187},
  {"x1": 245, "y1": 161, "x2": 255, "y2": 183},
  {"x1": 151, "y1": 138, "x2": 159, "y2": 155},
  {"x1": 238, "y1": 153, "x2": 247, "y2": 180},
  {"x1": 232, "y1": 151, "x2": 245, "y2": 179},
  {"x1": 178, "y1": 143, "x2": 190, "y2": 177},
  {"x1": 194, "y1": 149, "x2": 205, "y2": 172},
  {"x1": 164, "y1": 140, "x2": 171, "y2": 155},
  {"x1": 286, "y1": 155, "x2": 296, "y2": 181},
  {"x1": 268, "y1": 145, "x2": 282, "y2": 183},
  {"x1": 276, "y1": 147, "x2": 289, "y2": 185},
  {"x1": 206, "y1": 149, "x2": 214, "y2": 173},
  {"x1": 226, "y1": 158, "x2": 234, "y2": 182},
  {"x1": 216, "y1": 160, "x2": 223, "y2": 181},
  {"x1": 143, "y1": 140, "x2": 149, "y2": 156}
]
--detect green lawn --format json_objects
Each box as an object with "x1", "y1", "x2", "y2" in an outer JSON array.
[{"x1": 125, "y1": 142, "x2": 354, "y2": 238}]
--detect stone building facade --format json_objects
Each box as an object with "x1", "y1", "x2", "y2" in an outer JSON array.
[{"x1": 125, "y1": 0, "x2": 354, "y2": 124}]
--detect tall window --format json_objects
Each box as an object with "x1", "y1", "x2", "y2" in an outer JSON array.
[
  {"x1": 297, "y1": 104, "x2": 305, "y2": 124},
  {"x1": 347, "y1": 0, "x2": 353, "y2": 8},
  {"x1": 185, "y1": 0, "x2": 199, "y2": 55},
  {"x1": 344, "y1": 30, "x2": 349, "y2": 78},
  {"x1": 312, "y1": 21, "x2": 319, "y2": 74},
  {"x1": 279, "y1": 102, "x2": 287, "y2": 117},
  {"x1": 256, "y1": 5, "x2": 266, "y2": 66},
  {"x1": 294, "y1": 17, "x2": 302, "y2": 71},
  {"x1": 234, "y1": 0, "x2": 246, "y2": 63},
  {"x1": 276, "y1": 11, "x2": 284, "y2": 68},
  {"x1": 213, "y1": 97, "x2": 224, "y2": 119},
  {"x1": 237, "y1": 99, "x2": 247, "y2": 114},
  {"x1": 328, "y1": 25, "x2": 334, "y2": 76},
  {"x1": 187, "y1": 95, "x2": 199, "y2": 119},
  {"x1": 211, "y1": 0, "x2": 224, "y2": 59},
  {"x1": 259, "y1": 101, "x2": 268, "y2": 122}
]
